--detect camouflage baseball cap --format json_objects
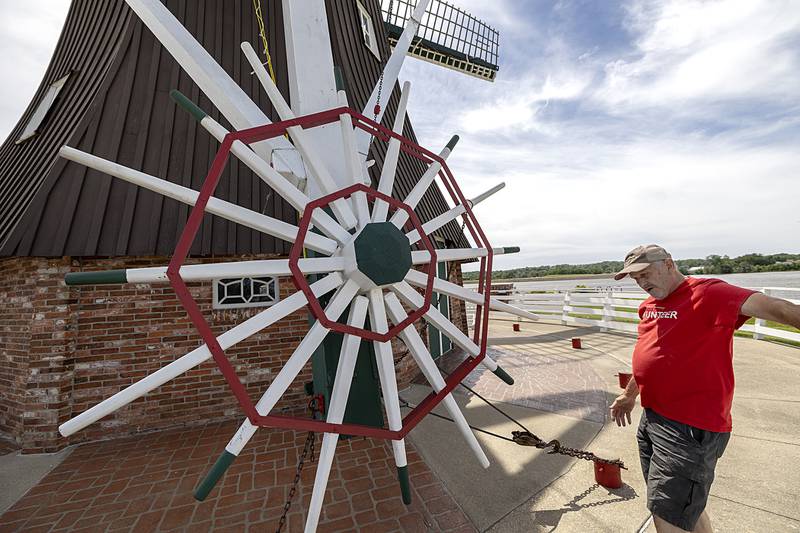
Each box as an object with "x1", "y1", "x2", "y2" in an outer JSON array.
[{"x1": 614, "y1": 244, "x2": 671, "y2": 280}]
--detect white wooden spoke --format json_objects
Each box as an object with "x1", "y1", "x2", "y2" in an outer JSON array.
[
  {"x1": 372, "y1": 81, "x2": 411, "y2": 224},
  {"x1": 59, "y1": 147, "x2": 338, "y2": 255},
  {"x1": 58, "y1": 273, "x2": 344, "y2": 437},
  {"x1": 367, "y1": 289, "x2": 408, "y2": 466},
  {"x1": 389, "y1": 140, "x2": 455, "y2": 230},
  {"x1": 223, "y1": 279, "x2": 360, "y2": 457},
  {"x1": 337, "y1": 90, "x2": 370, "y2": 228},
  {"x1": 404, "y1": 269, "x2": 540, "y2": 322},
  {"x1": 242, "y1": 42, "x2": 358, "y2": 231},
  {"x1": 355, "y1": 0, "x2": 432, "y2": 159},
  {"x1": 124, "y1": 257, "x2": 344, "y2": 284},
  {"x1": 411, "y1": 248, "x2": 486, "y2": 265},
  {"x1": 305, "y1": 295, "x2": 369, "y2": 533},
  {"x1": 406, "y1": 182, "x2": 505, "y2": 245},
  {"x1": 383, "y1": 293, "x2": 490, "y2": 468},
  {"x1": 125, "y1": 0, "x2": 303, "y2": 177},
  {"x1": 199, "y1": 117, "x2": 351, "y2": 244},
  {"x1": 389, "y1": 282, "x2": 499, "y2": 373}
]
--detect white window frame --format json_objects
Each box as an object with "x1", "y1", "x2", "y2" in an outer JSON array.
[
  {"x1": 16, "y1": 73, "x2": 71, "y2": 144},
  {"x1": 356, "y1": 0, "x2": 381, "y2": 60},
  {"x1": 212, "y1": 276, "x2": 280, "y2": 310}
]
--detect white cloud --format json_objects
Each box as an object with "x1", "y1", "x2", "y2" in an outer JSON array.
[{"x1": 596, "y1": 0, "x2": 800, "y2": 108}]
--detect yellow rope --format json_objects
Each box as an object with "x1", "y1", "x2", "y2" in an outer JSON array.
[{"x1": 252, "y1": 0, "x2": 277, "y2": 85}]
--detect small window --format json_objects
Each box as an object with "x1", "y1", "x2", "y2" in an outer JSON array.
[
  {"x1": 213, "y1": 276, "x2": 280, "y2": 309},
  {"x1": 16, "y1": 73, "x2": 71, "y2": 144},
  {"x1": 357, "y1": 0, "x2": 381, "y2": 60}
]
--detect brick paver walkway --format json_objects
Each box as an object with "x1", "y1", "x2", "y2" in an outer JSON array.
[
  {"x1": 0, "y1": 421, "x2": 473, "y2": 533},
  {"x1": 442, "y1": 342, "x2": 608, "y2": 423}
]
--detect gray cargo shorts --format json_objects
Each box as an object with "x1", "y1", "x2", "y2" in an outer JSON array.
[{"x1": 637, "y1": 408, "x2": 730, "y2": 531}]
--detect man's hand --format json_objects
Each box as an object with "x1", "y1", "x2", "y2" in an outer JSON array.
[{"x1": 610, "y1": 393, "x2": 637, "y2": 427}]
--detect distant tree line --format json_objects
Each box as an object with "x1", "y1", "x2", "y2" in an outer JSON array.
[{"x1": 463, "y1": 253, "x2": 800, "y2": 281}]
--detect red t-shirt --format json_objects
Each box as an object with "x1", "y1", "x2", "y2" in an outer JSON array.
[{"x1": 632, "y1": 277, "x2": 756, "y2": 432}]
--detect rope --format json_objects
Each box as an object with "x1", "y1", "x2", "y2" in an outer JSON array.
[{"x1": 252, "y1": 0, "x2": 277, "y2": 84}]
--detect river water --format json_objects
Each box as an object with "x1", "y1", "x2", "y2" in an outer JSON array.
[{"x1": 467, "y1": 271, "x2": 800, "y2": 299}]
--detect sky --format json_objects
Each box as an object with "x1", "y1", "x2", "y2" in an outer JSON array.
[{"x1": 1, "y1": 1, "x2": 798, "y2": 270}]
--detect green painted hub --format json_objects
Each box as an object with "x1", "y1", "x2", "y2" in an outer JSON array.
[{"x1": 354, "y1": 222, "x2": 412, "y2": 286}]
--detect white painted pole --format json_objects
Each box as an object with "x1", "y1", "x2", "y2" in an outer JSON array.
[
  {"x1": 404, "y1": 269, "x2": 540, "y2": 322},
  {"x1": 406, "y1": 182, "x2": 505, "y2": 245},
  {"x1": 367, "y1": 289, "x2": 409, "y2": 500},
  {"x1": 123, "y1": 0, "x2": 303, "y2": 177},
  {"x1": 389, "y1": 136, "x2": 459, "y2": 230},
  {"x1": 194, "y1": 279, "x2": 360, "y2": 501},
  {"x1": 170, "y1": 90, "x2": 351, "y2": 245},
  {"x1": 355, "y1": 0, "x2": 432, "y2": 158},
  {"x1": 242, "y1": 42, "x2": 358, "y2": 231},
  {"x1": 389, "y1": 282, "x2": 505, "y2": 377},
  {"x1": 58, "y1": 273, "x2": 344, "y2": 437},
  {"x1": 222, "y1": 280, "x2": 360, "y2": 457},
  {"x1": 305, "y1": 296, "x2": 369, "y2": 533},
  {"x1": 384, "y1": 292, "x2": 490, "y2": 468},
  {"x1": 94, "y1": 257, "x2": 343, "y2": 284},
  {"x1": 58, "y1": 146, "x2": 338, "y2": 255},
  {"x1": 411, "y1": 247, "x2": 521, "y2": 265},
  {"x1": 372, "y1": 81, "x2": 411, "y2": 223},
  {"x1": 337, "y1": 90, "x2": 371, "y2": 228}
]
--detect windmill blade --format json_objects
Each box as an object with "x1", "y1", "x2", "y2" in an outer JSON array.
[
  {"x1": 194, "y1": 280, "x2": 361, "y2": 501},
  {"x1": 123, "y1": 0, "x2": 303, "y2": 177},
  {"x1": 389, "y1": 136, "x2": 459, "y2": 230},
  {"x1": 405, "y1": 269, "x2": 540, "y2": 322},
  {"x1": 242, "y1": 42, "x2": 358, "y2": 230},
  {"x1": 367, "y1": 288, "x2": 411, "y2": 503},
  {"x1": 337, "y1": 90, "x2": 371, "y2": 228},
  {"x1": 58, "y1": 147, "x2": 338, "y2": 255},
  {"x1": 305, "y1": 296, "x2": 369, "y2": 533},
  {"x1": 356, "y1": 0, "x2": 433, "y2": 158},
  {"x1": 64, "y1": 257, "x2": 345, "y2": 286},
  {"x1": 170, "y1": 90, "x2": 351, "y2": 244},
  {"x1": 390, "y1": 282, "x2": 514, "y2": 385},
  {"x1": 384, "y1": 292, "x2": 490, "y2": 468},
  {"x1": 58, "y1": 273, "x2": 344, "y2": 437},
  {"x1": 406, "y1": 182, "x2": 505, "y2": 245},
  {"x1": 411, "y1": 247, "x2": 520, "y2": 265},
  {"x1": 372, "y1": 81, "x2": 411, "y2": 224}
]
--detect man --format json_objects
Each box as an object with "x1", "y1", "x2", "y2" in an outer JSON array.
[{"x1": 609, "y1": 244, "x2": 800, "y2": 533}]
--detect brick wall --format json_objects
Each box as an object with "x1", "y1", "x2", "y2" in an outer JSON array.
[{"x1": 0, "y1": 256, "x2": 468, "y2": 453}]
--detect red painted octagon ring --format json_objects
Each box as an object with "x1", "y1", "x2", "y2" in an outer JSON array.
[
  {"x1": 166, "y1": 105, "x2": 494, "y2": 437},
  {"x1": 288, "y1": 183, "x2": 437, "y2": 342}
]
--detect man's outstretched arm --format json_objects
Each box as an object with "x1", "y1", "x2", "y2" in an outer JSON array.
[{"x1": 741, "y1": 292, "x2": 800, "y2": 330}]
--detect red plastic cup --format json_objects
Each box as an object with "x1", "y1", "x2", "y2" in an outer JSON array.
[
  {"x1": 571, "y1": 338, "x2": 582, "y2": 349},
  {"x1": 512, "y1": 323, "x2": 520, "y2": 332},
  {"x1": 618, "y1": 372, "x2": 632, "y2": 389},
  {"x1": 594, "y1": 461, "x2": 622, "y2": 489}
]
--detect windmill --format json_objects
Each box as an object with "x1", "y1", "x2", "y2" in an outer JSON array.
[{"x1": 51, "y1": 0, "x2": 534, "y2": 530}]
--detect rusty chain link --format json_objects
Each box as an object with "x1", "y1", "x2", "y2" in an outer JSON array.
[
  {"x1": 275, "y1": 399, "x2": 319, "y2": 533},
  {"x1": 511, "y1": 430, "x2": 626, "y2": 468}
]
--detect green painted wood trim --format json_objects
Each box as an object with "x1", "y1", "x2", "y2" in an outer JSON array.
[
  {"x1": 492, "y1": 366, "x2": 515, "y2": 385},
  {"x1": 397, "y1": 465, "x2": 412, "y2": 505},
  {"x1": 170, "y1": 89, "x2": 208, "y2": 122},
  {"x1": 64, "y1": 270, "x2": 127, "y2": 285},
  {"x1": 333, "y1": 66, "x2": 346, "y2": 92},
  {"x1": 446, "y1": 135, "x2": 460, "y2": 151},
  {"x1": 502, "y1": 246, "x2": 521, "y2": 254},
  {"x1": 194, "y1": 450, "x2": 236, "y2": 501}
]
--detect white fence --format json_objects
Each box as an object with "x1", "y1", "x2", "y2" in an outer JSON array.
[{"x1": 465, "y1": 285, "x2": 800, "y2": 345}]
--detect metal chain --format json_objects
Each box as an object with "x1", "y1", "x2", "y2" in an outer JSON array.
[
  {"x1": 275, "y1": 400, "x2": 319, "y2": 532},
  {"x1": 373, "y1": 69, "x2": 384, "y2": 121},
  {"x1": 399, "y1": 376, "x2": 626, "y2": 470}
]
